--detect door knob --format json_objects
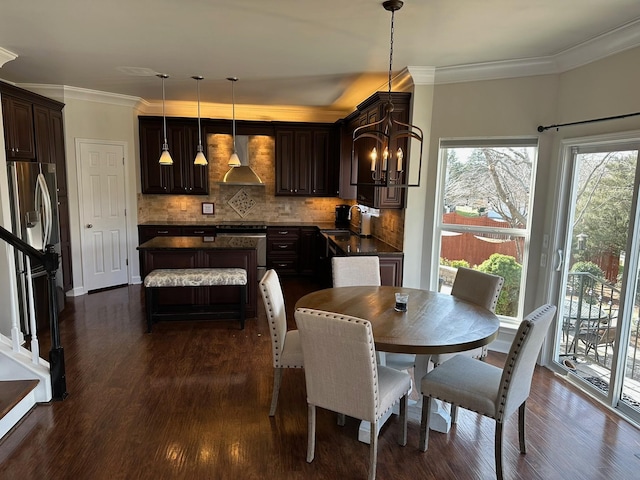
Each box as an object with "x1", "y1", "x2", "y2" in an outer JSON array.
[{"x1": 86, "y1": 224, "x2": 93, "y2": 228}]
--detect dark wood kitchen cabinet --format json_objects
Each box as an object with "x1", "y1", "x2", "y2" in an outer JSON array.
[
  {"x1": 1, "y1": 81, "x2": 73, "y2": 292},
  {"x1": 139, "y1": 116, "x2": 209, "y2": 195},
  {"x1": 267, "y1": 226, "x2": 300, "y2": 275},
  {"x1": 2, "y1": 95, "x2": 36, "y2": 160},
  {"x1": 275, "y1": 123, "x2": 337, "y2": 197},
  {"x1": 343, "y1": 92, "x2": 410, "y2": 209},
  {"x1": 378, "y1": 255, "x2": 404, "y2": 287},
  {"x1": 299, "y1": 227, "x2": 319, "y2": 275}
]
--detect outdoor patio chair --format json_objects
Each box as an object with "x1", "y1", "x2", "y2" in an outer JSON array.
[{"x1": 577, "y1": 320, "x2": 617, "y2": 362}]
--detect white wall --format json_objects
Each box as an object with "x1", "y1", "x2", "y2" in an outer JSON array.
[
  {"x1": 55, "y1": 93, "x2": 139, "y2": 295},
  {"x1": 402, "y1": 45, "x2": 640, "y2": 340}
]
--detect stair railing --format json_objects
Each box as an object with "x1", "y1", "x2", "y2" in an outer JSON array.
[{"x1": 0, "y1": 225, "x2": 67, "y2": 400}]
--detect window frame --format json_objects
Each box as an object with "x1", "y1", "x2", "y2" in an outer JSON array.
[{"x1": 432, "y1": 137, "x2": 539, "y2": 325}]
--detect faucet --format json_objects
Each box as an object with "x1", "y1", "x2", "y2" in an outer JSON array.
[{"x1": 348, "y1": 204, "x2": 361, "y2": 221}]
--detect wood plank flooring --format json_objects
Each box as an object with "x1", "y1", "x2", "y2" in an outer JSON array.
[{"x1": 1, "y1": 278, "x2": 640, "y2": 479}]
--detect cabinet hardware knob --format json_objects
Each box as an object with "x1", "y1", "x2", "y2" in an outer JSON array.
[
  {"x1": 158, "y1": 230, "x2": 169, "y2": 234},
  {"x1": 279, "y1": 231, "x2": 288, "y2": 235},
  {"x1": 279, "y1": 245, "x2": 288, "y2": 249}
]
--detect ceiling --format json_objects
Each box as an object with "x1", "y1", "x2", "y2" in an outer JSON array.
[{"x1": 1, "y1": 0, "x2": 640, "y2": 114}]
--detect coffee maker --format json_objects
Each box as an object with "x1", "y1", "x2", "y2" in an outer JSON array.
[{"x1": 335, "y1": 204, "x2": 350, "y2": 227}]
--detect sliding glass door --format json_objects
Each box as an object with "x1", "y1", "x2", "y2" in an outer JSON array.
[{"x1": 552, "y1": 135, "x2": 640, "y2": 420}]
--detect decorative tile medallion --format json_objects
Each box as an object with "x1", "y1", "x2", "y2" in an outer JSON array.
[{"x1": 228, "y1": 189, "x2": 256, "y2": 218}]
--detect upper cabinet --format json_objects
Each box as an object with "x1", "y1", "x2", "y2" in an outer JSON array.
[
  {"x1": 139, "y1": 116, "x2": 209, "y2": 195},
  {"x1": 2, "y1": 95, "x2": 36, "y2": 160},
  {"x1": 340, "y1": 92, "x2": 411, "y2": 209},
  {"x1": 274, "y1": 123, "x2": 338, "y2": 197}
]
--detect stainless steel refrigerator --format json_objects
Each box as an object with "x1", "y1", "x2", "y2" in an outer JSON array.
[{"x1": 7, "y1": 161, "x2": 62, "y2": 335}]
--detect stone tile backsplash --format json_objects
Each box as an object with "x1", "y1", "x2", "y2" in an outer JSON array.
[{"x1": 137, "y1": 133, "x2": 404, "y2": 249}]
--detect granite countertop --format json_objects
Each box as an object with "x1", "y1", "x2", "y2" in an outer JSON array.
[
  {"x1": 138, "y1": 221, "x2": 402, "y2": 255},
  {"x1": 137, "y1": 236, "x2": 259, "y2": 250},
  {"x1": 324, "y1": 232, "x2": 403, "y2": 256}
]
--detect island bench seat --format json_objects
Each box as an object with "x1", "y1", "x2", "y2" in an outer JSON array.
[{"x1": 144, "y1": 268, "x2": 247, "y2": 332}]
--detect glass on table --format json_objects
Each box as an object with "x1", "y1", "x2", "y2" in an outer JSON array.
[{"x1": 394, "y1": 292, "x2": 409, "y2": 312}]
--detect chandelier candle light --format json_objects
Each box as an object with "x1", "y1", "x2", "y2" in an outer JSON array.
[
  {"x1": 192, "y1": 75, "x2": 208, "y2": 166},
  {"x1": 157, "y1": 73, "x2": 173, "y2": 166},
  {"x1": 351, "y1": 0, "x2": 423, "y2": 187}
]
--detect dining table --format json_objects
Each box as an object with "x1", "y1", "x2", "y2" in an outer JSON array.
[{"x1": 295, "y1": 285, "x2": 500, "y2": 442}]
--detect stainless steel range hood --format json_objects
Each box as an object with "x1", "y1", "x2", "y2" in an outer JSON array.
[{"x1": 220, "y1": 135, "x2": 264, "y2": 186}]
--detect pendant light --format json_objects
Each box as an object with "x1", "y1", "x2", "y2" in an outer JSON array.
[
  {"x1": 351, "y1": 0, "x2": 423, "y2": 187},
  {"x1": 227, "y1": 77, "x2": 241, "y2": 167},
  {"x1": 157, "y1": 73, "x2": 173, "y2": 166},
  {"x1": 192, "y1": 75, "x2": 208, "y2": 166}
]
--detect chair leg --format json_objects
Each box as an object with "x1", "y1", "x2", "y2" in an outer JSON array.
[
  {"x1": 495, "y1": 421, "x2": 504, "y2": 480},
  {"x1": 451, "y1": 404, "x2": 458, "y2": 424},
  {"x1": 307, "y1": 404, "x2": 316, "y2": 463},
  {"x1": 419, "y1": 396, "x2": 432, "y2": 452},
  {"x1": 369, "y1": 423, "x2": 378, "y2": 480},
  {"x1": 269, "y1": 368, "x2": 283, "y2": 416},
  {"x1": 398, "y1": 394, "x2": 408, "y2": 446},
  {"x1": 518, "y1": 402, "x2": 526, "y2": 454}
]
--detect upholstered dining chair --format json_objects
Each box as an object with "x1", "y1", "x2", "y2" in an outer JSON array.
[
  {"x1": 419, "y1": 304, "x2": 557, "y2": 480},
  {"x1": 258, "y1": 269, "x2": 304, "y2": 416},
  {"x1": 294, "y1": 308, "x2": 411, "y2": 480},
  {"x1": 430, "y1": 267, "x2": 504, "y2": 366},
  {"x1": 332, "y1": 255, "x2": 381, "y2": 287},
  {"x1": 332, "y1": 255, "x2": 414, "y2": 371}
]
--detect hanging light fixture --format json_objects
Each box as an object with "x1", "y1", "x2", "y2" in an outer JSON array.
[
  {"x1": 157, "y1": 73, "x2": 173, "y2": 166},
  {"x1": 192, "y1": 75, "x2": 208, "y2": 166},
  {"x1": 351, "y1": 0, "x2": 423, "y2": 187},
  {"x1": 227, "y1": 77, "x2": 241, "y2": 167}
]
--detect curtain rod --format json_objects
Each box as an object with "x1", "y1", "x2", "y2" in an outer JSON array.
[{"x1": 537, "y1": 111, "x2": 640, "y2": 132}]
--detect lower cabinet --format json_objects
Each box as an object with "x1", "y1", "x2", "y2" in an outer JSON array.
[
  {"x1": 379, "y1": 255, "x2": 404, "y2": 287},
  {"x1": 266, "y1": 226, "x2": 320, "y2": 276},
  {"x1": 140, "y1": 248, "x2": 257, "y2": 318},
  {"x1": 267, "y1": 227, "x2": 300, "y2": 275}
]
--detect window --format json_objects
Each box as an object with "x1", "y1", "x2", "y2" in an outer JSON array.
[{"x1": 434, "y1": 138, "x2": 538, "y2": 322}]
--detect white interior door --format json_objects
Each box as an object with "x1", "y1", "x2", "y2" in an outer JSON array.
[{"x1": 79, "y1": 141, "x2": 128, "y2": 292}]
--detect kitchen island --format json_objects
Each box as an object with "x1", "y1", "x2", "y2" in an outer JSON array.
[{"x1": 138, "y1": 236, "x2": 259, "y2": 318}]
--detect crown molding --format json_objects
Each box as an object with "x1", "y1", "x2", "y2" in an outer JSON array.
[
  {"x1": 404, "y1": 66, "x2": 436, "y2": 85},
  {"x1": 434, "y1": 17, "x2": 640, "y2": 84},
  {"x1": 18, "y1": 83, "x2": 143, "y2": 107},
  {"x1": 0, "y1": 47, "x2": 18, "y2": 68},
  {"x1": 554, "y1": 17, "x2": 640, "y2": 71},
  {"x1": 434, "y1": 56, "x2": 557, "y2": 84}
]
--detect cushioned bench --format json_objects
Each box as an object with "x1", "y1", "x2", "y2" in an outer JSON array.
[{"x1": 143, "y1": 268, "x2": 247, "y2": 332}]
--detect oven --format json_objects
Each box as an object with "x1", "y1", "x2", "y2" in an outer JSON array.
[{"x1": 215, "y1": 222, "x2": 267, "y2": 281}]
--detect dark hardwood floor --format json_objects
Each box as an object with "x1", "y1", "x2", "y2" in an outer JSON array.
[{"x1": 1, "y1": 277, "x2": 640, "y2": 479}]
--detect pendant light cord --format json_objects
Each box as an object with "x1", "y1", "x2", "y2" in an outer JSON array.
[
  {"x1": 231, "y1": 79, "x2": 236, "y2": 151},
  {"x1": 388, "y1": 8, "x2": 395, "y2": 103},
  {"x1": 196, "y1": 78, "x2": 202, "y2": 147},
  {"x1": 162, "y1": 76, "x2": 168, "y2": 145}
]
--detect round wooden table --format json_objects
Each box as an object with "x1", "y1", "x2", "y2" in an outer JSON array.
[
  {"x1": 295, "y1": 285, "x2": 501, "y2": 438},
  {"x1": 295, "y1": 286, "x2": 500, "y2": 355}
]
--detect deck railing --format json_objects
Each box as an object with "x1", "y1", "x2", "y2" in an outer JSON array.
[{"x1": 563, "y1": 271, "x2": 640, "y2": 379}]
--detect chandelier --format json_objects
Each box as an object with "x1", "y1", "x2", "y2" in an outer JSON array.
[{"x1": 351, "y1": 0, "x2": 423, "y2": 188}]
